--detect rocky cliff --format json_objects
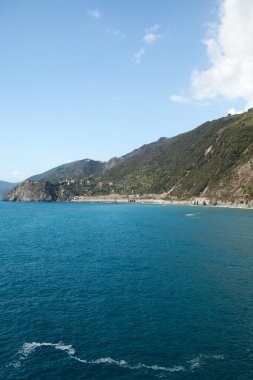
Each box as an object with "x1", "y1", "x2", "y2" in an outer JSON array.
[{"x1": 4, "y1": 181, "x2": 58, "y2": 202}]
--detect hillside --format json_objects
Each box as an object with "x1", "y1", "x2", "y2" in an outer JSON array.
[
  {"x1": 0, "y1": 181, "x2": 17, "y2": 200},
  {"x1": 97, "y1": 112, "x2": 253, "y2": 201},
  {"x1": 4, "y1": 110, "x2": 253, "y2": 204},
  {"x1": 28, "y1": 159, "x2": 106, "y2": 183}
]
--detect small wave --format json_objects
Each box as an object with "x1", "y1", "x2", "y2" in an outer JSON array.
[
  {"x1": 9, "y1": 342, "x2": 75, "y2": 369},
  {"x1": 136, "y1": 363, "x2": 185, "y2": 372},
  {"x1": 185, "y1": 213, "x2": 201, "y2": 218},
  {"x1": 20, "y1": 342, "x2": 75, "y2": 357},
  {"x1": 188, "y1": 354, "x2": 225, "y2": 371},
  {"x1": 212, "y1": 355, "x2": 225, "y2": 359},
  {"x1": 91, "y1": 359, "x2": 185, "y2": 373},
  {"x1": 9, "y1": 341, "x2": 224, "y2": 375},
  {"x1": 188, "y1": 357, "x2": 202, "y2": 369},
  {"x1": 92, "y1": 357, "x2": 128, "y2": 367}
]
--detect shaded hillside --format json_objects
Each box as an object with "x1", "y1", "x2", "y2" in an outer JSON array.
[
  {"x1": 28, "y1": 159, "x2": 106, "y2": 183},
  {"x1": 0, "y1": 181, "x2": 17, "y2": 200}
]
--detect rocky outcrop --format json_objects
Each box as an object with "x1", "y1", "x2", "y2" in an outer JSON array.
[{"x1": 4, "y1": 180, "x2": 58, "y2": 202}]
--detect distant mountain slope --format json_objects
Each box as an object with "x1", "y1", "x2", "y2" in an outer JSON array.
[
  {"x1": 4, "y1": 110, "x2": 253, "y2": 203},
  {"x1": 28, "y1": 159, "x2": 106, "y2": 183},
  {"x1": 0, "y1": 181, "x2": 17, "y2": 200}
]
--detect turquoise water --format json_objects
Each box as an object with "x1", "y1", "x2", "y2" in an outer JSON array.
[{"x1": 1, "y1": 202, "x2": 253, "y2": 379}]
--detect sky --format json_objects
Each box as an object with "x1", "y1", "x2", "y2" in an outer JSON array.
[{"x1": 1, "y1": 0, "x2": 253, "y2": 182}]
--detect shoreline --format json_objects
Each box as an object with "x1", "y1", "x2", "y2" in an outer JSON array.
[{"x1": 71, "y1": 195, "x2": 253, "y2": 210}]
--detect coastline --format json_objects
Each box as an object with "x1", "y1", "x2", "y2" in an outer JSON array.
[{"x1": 71, "y1": 194, "x2": 253, "y2": 210}]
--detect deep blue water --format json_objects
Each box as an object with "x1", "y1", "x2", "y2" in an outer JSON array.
[{"x1": 1, "y1": 202, "x2": 253, "y2": 379}]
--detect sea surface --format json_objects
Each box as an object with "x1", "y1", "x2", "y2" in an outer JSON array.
[{"x1": 1, "y1": 202, "x2": 253, "y2": 379}]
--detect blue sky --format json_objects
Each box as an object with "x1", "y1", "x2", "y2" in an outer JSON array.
[{"x1": 0, "y1": 0, "x2": 251, "y2": 182}]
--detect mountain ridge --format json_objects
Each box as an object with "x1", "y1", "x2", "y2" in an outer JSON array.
[
  {"x1": 28, "y1": 158, "x2": 107, "y2": 183},
  {"x1": 4, "y1": 111, "x2": 253, "y2": 204},
  {"x1": 0, "y1": 181, "x2": 18, "y2": 200}
]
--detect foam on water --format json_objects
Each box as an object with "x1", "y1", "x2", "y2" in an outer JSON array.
[
  {"x1": 188, "y1": 356, "x2": 202, "y2": 370},
  {"x1": 8, "y1": 341, "x2": 225, "y2": 375},
  {"x1": 21, "y1": 342, "x2": 75, "y2": 357},
  {"x1": 185, "y1": 212, "x2": 202, "y2": 218},
  {"x1": 8, "y1": 342, "x2": 76, "y2": 368},
  {"x1": 188, "y1": 354, "x2": 225, "y2": 371},
  {"x1": 92, "y1": 357, "x2": 128, "y2": 366}
]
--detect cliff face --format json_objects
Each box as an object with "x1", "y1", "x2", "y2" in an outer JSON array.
[
  {"x1": 4, "y1": 181, "x2": 58, "y2": 202},
  {"x1": 4, "y1": 180, "x2": 82, "y2": 202}
]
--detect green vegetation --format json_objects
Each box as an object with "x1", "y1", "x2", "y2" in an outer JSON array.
[
  {"x1": 5, "y1": 111, "x2": 253, "y2": 202},
  {"x1": 95, "y1": 113, "x2": 251, "y2": 199},
  {"x1": 29, "y1": 159, "x2": 105, "y2": 183}
]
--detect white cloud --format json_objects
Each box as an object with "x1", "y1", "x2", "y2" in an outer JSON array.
[
  {"x1": 143, "y1": 24, "x2": 163, "y2": 45},
  {"x1": 227, "y1": 107, "x2": 244, "y2": 115},
  {"x1": 191, "y1": 0, "x2": 253, "y2": 109},
  {"x1": 169, "y1": 94, "x2": 209, "y2": 107},
  {"x1": 106, "y1": 28, "x2": 126, "y2": 39},
  {"x1": 132, "y1": 24, "x2": 163, "y2": 63},
  {"x1": 227, "y1": 108, "x2": 237, "y2": 115},
  {"x1": 88, "y1": 9, "x2": 102, "y2": 19},
  {"x1": 4, "y1": 170, "x2": 24, "y2": 182},
  {"x1": 170, "y1": 95, "x2": 190, "y2": 103},
  {"x1": 133, "y1": 48, "x2": 145, "y2": 64},
  {"x1": 9, "y1": 170, "x2": 21, "y2": 179}
]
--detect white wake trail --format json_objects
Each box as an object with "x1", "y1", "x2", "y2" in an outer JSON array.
[{"x1": 9, "y1": 341, "x2": 224, "y2": 375}]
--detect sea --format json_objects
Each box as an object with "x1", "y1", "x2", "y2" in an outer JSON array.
[{"x1": 1, "y1": 202, "x2": 253, "y2": 380}]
